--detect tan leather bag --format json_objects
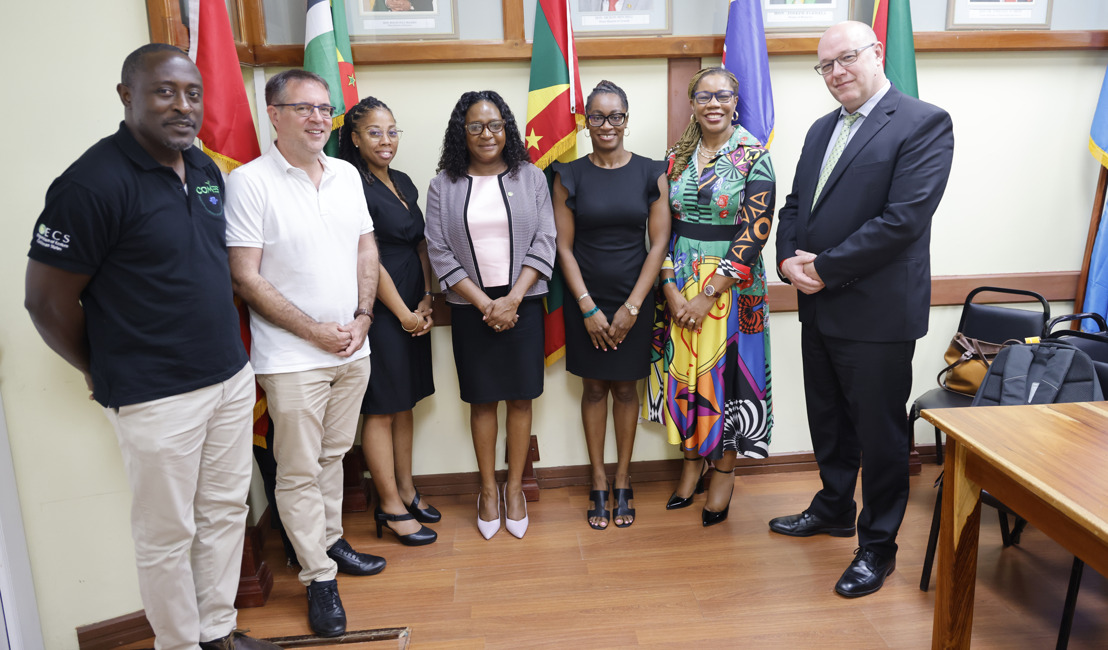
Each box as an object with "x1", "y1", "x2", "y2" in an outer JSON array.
[{"x1": 936, "y1": 333, "x2": 1008, "y2": 396}]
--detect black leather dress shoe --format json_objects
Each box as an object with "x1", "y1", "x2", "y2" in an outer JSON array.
[
  {"x1": 199, "y1": 629, "x2": 282, "y2": 649},
  {"x1": 834, "y1": 548, "x2": 896, "y2": 598},
  {"x1": 327, "y1": 537, "x2": 386, "y2": 576},
  {"x1": 768, "y1": 510, "x2": 855, "y2": 537},
  {"x1": 306, "y1": 579, "x2": 346, "y2": 638}
]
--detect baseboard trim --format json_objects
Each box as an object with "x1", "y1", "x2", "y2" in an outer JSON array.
[{"x1": 76, "y1": 610, "x2": 153, "y2": 650}]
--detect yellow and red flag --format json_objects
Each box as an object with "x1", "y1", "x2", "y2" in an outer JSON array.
[{"x1": 188, "y1": 0, "x2": 268, "y2": 444}]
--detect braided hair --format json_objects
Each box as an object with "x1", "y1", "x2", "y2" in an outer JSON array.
[
  {"x1": 436, "y1": 90, "x2": 529, "y2": 182},
  {"x1": 668, "y1": 67, "x2": 739, "y2": 181},
  {"x1": 586, "y1": 79, "x2": 629, "y2": 113},
  {"x1": 338, "y1": 96, "x2": 407, "y2": 203}
]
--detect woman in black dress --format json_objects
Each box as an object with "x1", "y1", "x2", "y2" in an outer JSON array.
[
  {"x1": 551, "y1": 81, "x2": 670, "y2": 529},
  {"x1": 339, "y1": 97, "x2": 436, "y2": 546}
]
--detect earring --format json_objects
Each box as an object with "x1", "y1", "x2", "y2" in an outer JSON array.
[
  {"x1": 624, "y1": 127, "x2": 630, "y2": 137},
  {"x1": 732, "y1": 110, "x2": 740, "y2": 124}
]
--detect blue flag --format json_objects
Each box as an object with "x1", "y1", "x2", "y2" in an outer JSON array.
[
  {"x1": 722, "y1": 0, "x2": 774, "y2": 147},
  {"x1": 1082, "y1": 65, "x2": 1108, "y2": 331}
]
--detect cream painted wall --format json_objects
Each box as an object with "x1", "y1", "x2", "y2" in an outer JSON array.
[{"x1": 1, "y1": 0, "x2": 1106, "y2": 644}]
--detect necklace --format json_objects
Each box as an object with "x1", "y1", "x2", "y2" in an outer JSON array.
[{"x1": 696, "y1": 141, "x2": 723, "y2": 160}]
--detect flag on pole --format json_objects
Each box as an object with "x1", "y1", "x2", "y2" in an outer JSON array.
[
  {"x1": 871, "y1": 0, "x2": 918, "y2": 98},
  {"x1": 722, "y1": 0, "x2": 774, "y2": 147},
  {"x1": 304, "y1": 0, "x2": 360, "y2": 156},
  {"x1": 526, "y1": 0, "x2": 585, "y2": 365},
  {"x1": 1080, "y1": 66, "x2": 1108, "y2": 331},
  {"x1": 187, "y1": 0, "x2": 268, "y2": 445},
  {"x1": 188, "y1": 0, "x2": 261, "y2": 174}
]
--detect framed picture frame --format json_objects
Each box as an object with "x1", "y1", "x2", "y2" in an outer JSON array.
[
  {"x1": 946, "y1": 0, "x2": 1053, "y2": 31},
  {"x1": 762, "y1": 0, "x2": 852, "y2": 33},
  {"x1": 349, "y1": 0, "x2": 459, "y2": 41},
  {"x1": 570, "y1": 0, "x2": 672, "y2": 38}
]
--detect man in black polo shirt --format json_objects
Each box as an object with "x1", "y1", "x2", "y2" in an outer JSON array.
[{"x1": 25, "y1": 44, "x2": 277, "y2": 650}]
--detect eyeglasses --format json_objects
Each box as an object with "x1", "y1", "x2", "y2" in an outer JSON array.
[
  {"x1": 363, "y1": 128, "x2": 403, "y2": 140},
  {"x1": 586, "y1": 112, "x2": 628, "y2": 127},
  {"x1": 814, "y1": 43, "x2": 876, "y2": 76},
  {"x1": 466, "y1": 120, "x2": 506, "y2": 136},
  {"x1": 272, "y1": 102, "x2": 337, "y2": 118},
  {"x1": 692, "y1": 90, "x2": 736, "y2": 105}
]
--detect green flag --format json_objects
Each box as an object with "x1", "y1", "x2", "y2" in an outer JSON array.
[{"x1": 304, "y1": 0, "x2": 359, "y2": 155}]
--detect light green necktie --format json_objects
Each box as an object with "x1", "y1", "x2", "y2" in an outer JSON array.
[{"x1": 812, "y1": 112, "x2": 861, "y2": 208}]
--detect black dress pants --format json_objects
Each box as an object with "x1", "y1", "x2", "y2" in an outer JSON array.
[{"x1": 800, "y1": 326, "x2": 915, "y2": 559}]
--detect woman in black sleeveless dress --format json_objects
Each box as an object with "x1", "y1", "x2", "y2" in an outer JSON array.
[{"x1": 551, "y1": 81, "x2": 670, "y2": 530}]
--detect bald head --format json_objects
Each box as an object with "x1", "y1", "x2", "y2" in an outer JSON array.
[{"x1": 817, "y1": 21, "x2": 887, "y2": 113}]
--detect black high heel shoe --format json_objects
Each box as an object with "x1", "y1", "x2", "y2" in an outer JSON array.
[
  {"x1": 666, "y1": 458, "x2": 709, "y2": 510},
  {"x1": 405, "y1": 489, "x2": 442, "y2": 524},
  {"x1": 702, "y1": 467, "x2": 735, "y2": 527},
  {"x1": 375, "y1": 506, "x2": 437, "y2": 546}
]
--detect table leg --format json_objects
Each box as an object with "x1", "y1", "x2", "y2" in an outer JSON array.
[{"x1": 932, "y1": 437, "x2": 983, "y2": 649}]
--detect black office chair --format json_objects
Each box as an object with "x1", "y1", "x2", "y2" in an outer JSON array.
[{"x1": 909, "y1": 286, "x2": 1050, "y2": 465}]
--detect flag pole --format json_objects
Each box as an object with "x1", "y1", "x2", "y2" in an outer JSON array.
[{"x1": 1074, "y1": 166, "x2": 1108, "y2": 329}]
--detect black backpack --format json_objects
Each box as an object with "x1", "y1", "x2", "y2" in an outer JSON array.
[{"x1": 971, "y1": 339, "x2": 1104, "y2": 407}]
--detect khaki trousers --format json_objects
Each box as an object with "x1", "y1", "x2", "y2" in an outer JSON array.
[
  {"x1": 257, "y1": 356, "x2": 370, "y2": 585},
  {"x1": 106, "y1": 363, "x2": 254, "y2": 650}
]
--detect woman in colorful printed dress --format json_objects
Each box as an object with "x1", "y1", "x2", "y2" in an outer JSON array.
[
  {"x1": 654, "y1": 67, "x2": 776, "y2": 526},
  {"x1": 551, "y1": 80, "x2": 669, "y2": 530},
  {"x1": 339, "y1": 97, "x2": 437, "y2": 546}
]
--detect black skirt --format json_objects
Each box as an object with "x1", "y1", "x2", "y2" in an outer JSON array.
[{"x1": 450, "y1": 286, "x2": 544, "y2": 404}]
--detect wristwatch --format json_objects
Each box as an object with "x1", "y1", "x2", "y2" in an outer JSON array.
[
  {"x1": 623, "y1": 301, "x2": 639, "y2": 316},
  {"x1": 703, "y1": 284, "x2": 717, "y2": 298},
  {"x1": 354, "y1": 307, "x2": 373, "y2": 321}
]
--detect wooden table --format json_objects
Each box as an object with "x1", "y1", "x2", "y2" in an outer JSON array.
[{"x1": 921, "y1": 401, "x2": 1108, "y2": 649}]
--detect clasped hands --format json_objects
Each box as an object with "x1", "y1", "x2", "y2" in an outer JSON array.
[
  {"x1": 583, "y1": 303, "x2": 637, "y2": 351},
  {"x1": 482, "y1": 295, "x2": 520, "y2": 333},
  {"x1": 311, "y1": 317, "x2": 370, "y2": 357},
  {"x1": 780, "y1": 249, "x2": 825, "y2": 295},
  {"x1": 402, "y1": 295, "x2": 434, "y2": 337}
]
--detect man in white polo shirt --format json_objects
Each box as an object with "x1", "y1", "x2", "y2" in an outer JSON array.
[{"x1": 225, "y1": 69, "x2": 382, "y2": 638}]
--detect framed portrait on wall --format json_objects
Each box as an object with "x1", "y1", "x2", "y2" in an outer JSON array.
[
  {"x1": 350, "y1": 0, "x2": 458, "y2": 40},
  {"x1": 947, "y1": 0, "x2": 1053, "y2": 30},
  {"x1": 570, "y1": 0, "x2": 672, "y2": 37},
  {"x1": 762, "y1": 0, "x2": 852, "y2": 33}
]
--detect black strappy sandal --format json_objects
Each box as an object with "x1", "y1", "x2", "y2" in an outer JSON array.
[
  {"x1": 587, "y1": 483, "x2": 610, "y2": 530},
  {"x1": 613, "y1": 483, "x2": 635, "y2": 528}
]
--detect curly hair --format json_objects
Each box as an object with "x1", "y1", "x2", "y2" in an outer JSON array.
[
  {"x1": 668, "y1": 67, "x2": 739, "y2": 181},
  {"x1": 436, "y1": 90, "x2": 529, "y2": 182},
  {"x1": 586, "y1": 79, "x2": 628, "y2": 113},
  {"x1": 338, "y1": 96, "x2": 407, "y2": 203}
]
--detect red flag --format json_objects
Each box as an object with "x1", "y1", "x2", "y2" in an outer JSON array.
[{"x1": 189, "y1": 0, "x2": 261, "y2": 174}]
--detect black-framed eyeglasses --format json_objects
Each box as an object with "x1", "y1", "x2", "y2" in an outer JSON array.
[
  {"x1": 272, "y1": 102, "x2": 337, "y2": 118},
  {"x1": 814, "y1": 43, "x2": 876, "y2": 76},
  {"x1": 466, "y1": 120, "x2": 506, "y2": 136},
  {"x1": 586, "y1": 112, "x2": 628, "y2": 127},
  {"x1": 693, "y1": 90, "x2": 736, "y2": 105},
  {"x1": 363, "y1": 128, "x2": 403, "y2": 140}
]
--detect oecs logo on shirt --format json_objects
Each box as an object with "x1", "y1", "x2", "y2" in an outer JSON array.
[{"x1": 195, "y1": 180, "x2": 223, "y2": 216}]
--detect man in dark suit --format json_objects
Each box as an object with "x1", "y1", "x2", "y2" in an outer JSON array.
[{"x1": 769, "y1": 21, "x2": 954, "y2": 597}]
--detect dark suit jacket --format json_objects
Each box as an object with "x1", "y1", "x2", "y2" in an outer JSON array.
[{"x1": 776, "y1": 84, "x2": 954, "y2": 343}]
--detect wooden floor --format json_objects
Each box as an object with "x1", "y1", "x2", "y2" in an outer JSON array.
[{"x1": 126, "y1": 464, "x2": 1107, "y2": 649}]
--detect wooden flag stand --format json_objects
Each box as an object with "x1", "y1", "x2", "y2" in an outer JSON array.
[{"x1": 1073, "y1": 165, "x2": 1108, "y2": 327}]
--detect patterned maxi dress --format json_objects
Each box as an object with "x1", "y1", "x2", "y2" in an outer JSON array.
[{"x1": 644, "y1": 126, "x2": 776, "y2": 459}]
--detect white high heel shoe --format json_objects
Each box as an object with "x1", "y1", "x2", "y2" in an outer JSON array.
[
  {"x1": 504, "y1": 485, "x2": 529, "y2": 539},
  {"x1": 477, "y1": 487, "x2": 501, "y2": 540}
]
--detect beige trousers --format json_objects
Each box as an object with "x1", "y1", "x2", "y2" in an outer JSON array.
[
  {"x1": 257, "y1": 356, "x2": 370, "y2": 585},
  {"x1": 106, "y1": 363, "x2": 254, "y2": 650}
]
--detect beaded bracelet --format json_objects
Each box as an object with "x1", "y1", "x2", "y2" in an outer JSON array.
[
  {"x1": 661, "y1": 277, "x2": 676, "y2": 286},
  {"x1": 582, "y1": 306, "x2": 600, "y2": 319}
]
